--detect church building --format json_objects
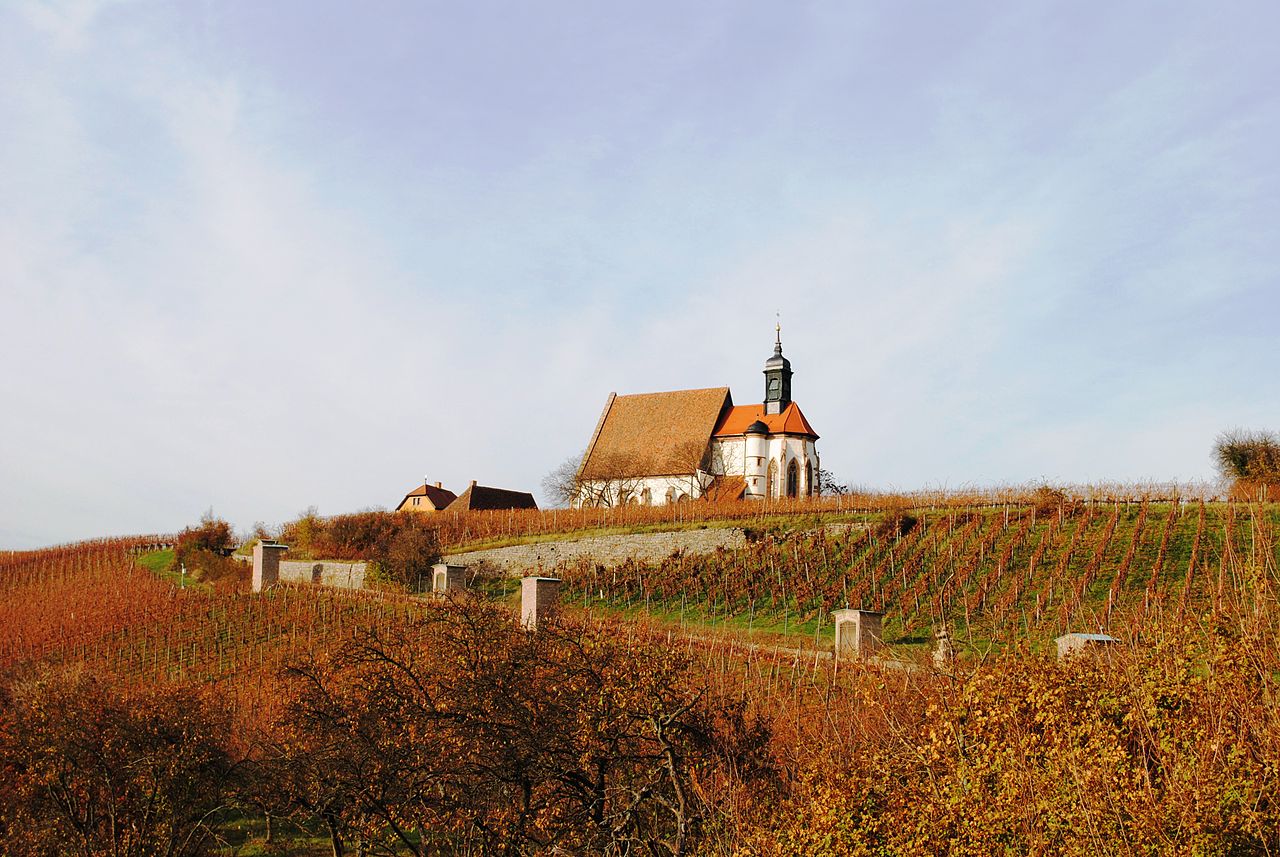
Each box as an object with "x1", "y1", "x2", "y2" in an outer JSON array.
[{"x1": 575, "y1": 328, "x2": 820, "y2": 506}]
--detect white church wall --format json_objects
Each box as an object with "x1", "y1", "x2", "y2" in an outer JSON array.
[
  {"x1": 575, "y1": 472, "x2": 710, "y2": 507},
  {"x1": 709, "y1": 438, "x2": 746, "y2": 476},
  {"x1": 764, "y1": 435, "x2": 820, "y2": 498}
]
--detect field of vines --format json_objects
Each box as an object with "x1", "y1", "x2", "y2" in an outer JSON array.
[
  {"x1": 3, "y1": 510, "x2": 1280, "y2": 854},
  {"x1": 0, "y1": 539, "x2": 425, "y2": 719},
  {"x1": 553, "y1": 500, "x2": 1280, "y2": 645}
]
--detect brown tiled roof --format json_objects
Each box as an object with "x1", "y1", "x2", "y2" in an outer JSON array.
[
  {"x1": 447, "y1": 484, "x2": 538, "y2": 512},
  {"x1": 396, "y1": 483, "x2": 458, "y2": 511},
  {"x1": 579, "y1": 387, "x2": 733, "y2": 479},
  {"x1": 704, "y1": 475, "x2": 746, "y2": 502},
  {"x1": 713, "y1": 402, "x2": 818, "y2": 439}
]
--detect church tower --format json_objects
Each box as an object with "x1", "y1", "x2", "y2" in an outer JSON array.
[{"x1": 763, "y1": 324, "x2": 793, "y2": 415}]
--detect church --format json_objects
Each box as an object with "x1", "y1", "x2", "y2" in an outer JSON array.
[{"x1": 574, "y1": 328, "x2": 820, "y2": 506}]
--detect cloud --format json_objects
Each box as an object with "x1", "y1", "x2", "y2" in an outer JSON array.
[{"x1": 2, "y1": 2, "x2": 1278, "y2": 547}]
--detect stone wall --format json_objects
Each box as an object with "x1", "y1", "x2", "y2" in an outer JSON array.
[
  {"x1": 443, "y1": 527, "x2": 748, "y2": 574},
  {"x1": 278, "y1": 559, "x2": 367, "y2": 590}
]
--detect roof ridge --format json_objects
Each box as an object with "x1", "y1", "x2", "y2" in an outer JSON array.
[{"x1": 613, "y1": 385, "x2": 731, "y2": 399}]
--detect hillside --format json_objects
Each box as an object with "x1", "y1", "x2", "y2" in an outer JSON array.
[
  {"x1": 547, "y1": 499, "x2": 1278, "y2": 649},
  {"x1": 2, "y1": 497, "x2": 1278, "y2": 855}
]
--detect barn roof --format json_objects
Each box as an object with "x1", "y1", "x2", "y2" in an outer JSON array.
[
  {"x1": 579, "y1": 387, "x2": 733, "y2": 479},
  {"x1": 447, "y1": 483, "x2": 538, "y2": 512}
]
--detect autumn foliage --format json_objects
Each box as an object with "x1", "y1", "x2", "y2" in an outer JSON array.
[{"x1": 1, "y1": 499, "x2": 1278, "y2": 854}]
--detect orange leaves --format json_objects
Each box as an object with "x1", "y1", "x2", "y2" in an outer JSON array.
[{"x1": 737, "y1": 633, "x2": 1280, "y2": 856}]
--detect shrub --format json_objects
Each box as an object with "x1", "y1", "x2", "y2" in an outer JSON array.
[
  {"x1": 1214, "y1": 428, "x2": 1280, "y2": 479},
  {"x1": 267, "y1": 602, "x2": 771, "y2": 856},
  {"x1": 1215, "y1": 429, "x2": 1280, "y2": 501},
  {"x1": 1030, "y1": 483, "x2": 1082, "y2": 517},
  {"x1": 173, "y1": 513, "x2": 241, "y2": 585},
  {"x1": 0, "y1": 670, "x2": 240, "y2": 856},
  {"x1": 874, "y1": 508, "x2": 918, "y2": 539},
  {"x1": 278, "y1": 511, "x2": 441, "y2": 591}
]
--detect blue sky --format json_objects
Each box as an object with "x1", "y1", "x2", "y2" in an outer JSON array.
[{"x1": 2, "y1": 1, "x2": 1277, "y2": 547}]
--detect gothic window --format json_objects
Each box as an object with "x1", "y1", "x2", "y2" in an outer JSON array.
[
  {"x1": 786, "y1": 460, "x2": 799, "y2": 498},
  {"x1": 665, "y1": 487, "x2": 675, "y2": 505},
  {"x1": 805, "y1": 461, "x2": 813, "y2": 497},
  {"x1": 766, "y1": 459, "x2": 778, "y2": 499},
  {"x1": 642, "y1": 488, "x2": 652, "y2": 506}
]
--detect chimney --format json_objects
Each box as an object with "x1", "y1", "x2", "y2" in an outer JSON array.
[
  {"x1": 470, "y1": 479, "x2": 477, "y2": 489},
  {"x1": 434, "y1": 481, "x2": 442, "y2": 489}
]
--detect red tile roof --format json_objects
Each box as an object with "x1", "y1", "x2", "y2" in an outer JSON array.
[
  {"x1": 579, "y1": 387, "x2": 733, "y2": 479},
  {"x1": 704, "y1": 475, "x2": 746, "y2": 501},
  {"x1": 713, "y1": 402, "x2": 818, "y2": 439},
  {"x1": 396, "y1": 483, "x2": 458, "y2": 511}
]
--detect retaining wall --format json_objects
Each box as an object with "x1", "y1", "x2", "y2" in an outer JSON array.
[
  {"x1": 278, "y1": 559, "x2": 367, "y2": 590},
  {"x1": 443, "y1": 527, "x2": 748, "y2": 574}
]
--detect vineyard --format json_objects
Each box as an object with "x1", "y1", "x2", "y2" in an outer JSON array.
[
  {"x1": 2, "y1": 498, "x2": 1279, "y2": 855},
  {"x1": 552, "y1": 500, "x2": 1280, "y2": 647},
  {"x1": 0, "y1": 539, "x2": 426, "y2": 723}
]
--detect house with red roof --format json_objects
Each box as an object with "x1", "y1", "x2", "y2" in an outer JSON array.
[
  {"x1": 576, "y1": 327, "x2": 820, "y2": 505},
  {"x1": 395, "y1": 480, "x2": 458, "y2": 513}
]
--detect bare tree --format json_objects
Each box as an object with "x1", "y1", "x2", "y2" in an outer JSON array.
[
  {"x1": 575, "y1": 452, "x2": 649, "y2": 508},
  {"x1": 542, "y1": 451, "x2": 585, "y2": 508},
  {"x1": 816, "y1": 467, "x2": 849, "y2": 496},
  {"x1": 267, "y1": 601, "x2": 770, "y2": 856},
  {"x1": 667, "y1": 440, "x2": 714, "y2": 502}
]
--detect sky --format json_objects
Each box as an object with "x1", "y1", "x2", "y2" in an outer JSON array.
[{"x1": 2, "y1": 0, "x2": 1278, "y2": 548}]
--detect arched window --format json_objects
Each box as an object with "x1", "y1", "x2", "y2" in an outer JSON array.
[
  {"x1": 805, "y1": 461, "x2": 814, "y2": 497},
  {"x1": 641, "y1": 488, "x2": 652, "y2": 506},
  {"x1": 766, "y1": 459, "x2": 778, "y2": 499},
  {"x1": 665, "y1": 486, "x2": 675, "y2": 505},
  {"x1": 786, "y1": 460, "x2": 799, "y2": 498}
]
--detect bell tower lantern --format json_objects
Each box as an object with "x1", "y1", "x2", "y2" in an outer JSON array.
[{"x1": 763, "y1": 324, "x2": 792, "y2": 415}]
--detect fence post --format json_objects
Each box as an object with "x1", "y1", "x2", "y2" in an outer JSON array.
[
  {"x1": 252, "y1": 542, "x2": 288, "y2": 592},
  {"x1": 521, "y1": 576, "x2": 562, "y2": 630},
  {"x1": 832, "y1": 608, "x2": 884, "y2": 660},
  {"x1": 432, "y1": 563, "x2": 467, "y2": 595}
]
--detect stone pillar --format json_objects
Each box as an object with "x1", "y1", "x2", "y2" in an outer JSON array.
[
  {"x1": 933, "y1": 627, "x2": 955, "y2": 668},
  {"x1": 252, "y1": 542, "x2": 288, "y2": 593},
  {"x1": 1055, "y1": 633, "x2": 1118, "y2": 660},
  {"x1": 432, "y1": 563, "x2": 467, "y2": 595},
  {"x1": 832, "y1": 608, "x2": 884, "y2": 660},
  {"x1": 521, "y1": 576, "x2": 561, "y2": 630}
]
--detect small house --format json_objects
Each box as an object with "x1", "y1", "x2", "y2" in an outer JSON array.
[{"x1": 395, "y1": 480, "x2": 458, "y2": 513}]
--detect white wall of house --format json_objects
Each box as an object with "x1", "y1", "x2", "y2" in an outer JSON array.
[{"x1": 576, "y1": 433, "x2": 819, "y2": 506}]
